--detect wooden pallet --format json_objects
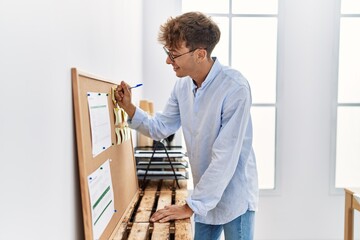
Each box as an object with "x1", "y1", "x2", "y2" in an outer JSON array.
[{"x1": 111, "y1": 179, "x2": 192, "y2": 240}]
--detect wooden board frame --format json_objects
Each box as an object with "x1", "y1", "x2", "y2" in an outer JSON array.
[{"x1": 72, "y1": 68, "x2": 139, "y2": 240}]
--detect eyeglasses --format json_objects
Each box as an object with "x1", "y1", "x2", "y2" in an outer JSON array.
[{"x1": 163, "y1": 46, "x2": 197, "y2": 62}]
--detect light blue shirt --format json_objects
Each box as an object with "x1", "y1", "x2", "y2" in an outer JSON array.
[{"x1": 128, "y1": 58, "x2": 258, "y2": 224}]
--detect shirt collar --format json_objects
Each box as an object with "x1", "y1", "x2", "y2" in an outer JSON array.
[{"x1": 191, "y1": 57, "x2": 221, "y2": 92}]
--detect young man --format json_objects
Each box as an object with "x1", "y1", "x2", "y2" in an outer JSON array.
[{"x1": 115, "y1": 11, "x2": 258, "y2": 240}]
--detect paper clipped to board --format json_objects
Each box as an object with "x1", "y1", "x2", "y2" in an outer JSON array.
[
  {"x1": 87, "y1": 92, "x2": 112, "y2": 157},
  {"x1": 88, "y1": 159, "x2": 115, "y2": 240}
]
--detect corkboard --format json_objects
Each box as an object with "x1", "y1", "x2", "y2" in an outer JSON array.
[{"x1": 72, "y1": 68, "x2": 139, "y2": 240}]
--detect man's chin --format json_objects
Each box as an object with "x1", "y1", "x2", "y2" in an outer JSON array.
[{"x1": 174, "y1": 71, "x2": 185, "y2": 78}]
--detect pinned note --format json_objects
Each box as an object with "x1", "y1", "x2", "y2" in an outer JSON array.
[
  {"x1": 87, "y1": 160, "x2": 114, "y2": 240},
  {"x1": 87, "y1": 92, "x2": 112, "y2": 157}
]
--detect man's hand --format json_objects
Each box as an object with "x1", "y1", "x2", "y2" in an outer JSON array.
[
  {"x1": 115, "y1": 81, "x2": 136, "y2": 118},
  {"x1": 150, "y1": 204, "x2": 193, "y2": 223}
]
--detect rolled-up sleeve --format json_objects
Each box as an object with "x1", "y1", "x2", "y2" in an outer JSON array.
[{"x1": 128, "y1": 86, "x2": 182, "y2": 141}]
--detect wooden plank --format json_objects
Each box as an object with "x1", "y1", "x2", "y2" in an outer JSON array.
[
  {"x1": 161, "y1": 180, "x2": 176, "y2": 191},
  {"x1": 175, "y1": 190, "x2": 188, "y2": 206},
  {"x1": 127, "y1": 223, "x2": 149, "y2": 240},
  {"x1": 152, "y1": 223, "x2": 170, "y2": 240},
  {"x1": 177, "y1": 179, "x2": 188, "y2": 190},
  {"x1": 141, "y1": 179, "x2": 160, "y2": 191},
  {"x1": 123, "y1": 192, "x2": 140, "y2": 223},
  {"x1": 134, "y1": 191, "x2": 156, "y2": 222},
  {"x1": 156, "y1": 191, "x2": 172, "y2": 210},
  {"x1": 345, "y1": 188, "x2": 355, "y2": 240},
  {"x1": 344, "y1": 188, "x2": 360, "y2": 240},
  {"x1": 174, "y1": 189, "x2": 192, "y2": 240},
  {"x1": 175, "y1": 220, "x2": 192, "y2": 240},
  {"x1": 110, "y1": 193, "x2": 139, "y2": 239},
  {"x1": 109, "y1": 177, "x2": 191, "y2": 239},
  {"x1": 111, "y1": 222, "x2": 127, "y2": 240}
]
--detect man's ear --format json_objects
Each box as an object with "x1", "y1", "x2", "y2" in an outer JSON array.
[{"x1": 197, "y1": 48, "x2": 208, "y2": 62}]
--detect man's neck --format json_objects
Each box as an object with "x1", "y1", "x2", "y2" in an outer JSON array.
[{"x1": 192, "y1": 58, "x2": 214, "y2": 88}]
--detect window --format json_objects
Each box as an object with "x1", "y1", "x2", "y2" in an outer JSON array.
[
  {"x1": 182, "y1": 0, "x2": 278, "y2": 189},
  {"x1": 335, "y1": 0, "x2": 360, "y2": 188}
]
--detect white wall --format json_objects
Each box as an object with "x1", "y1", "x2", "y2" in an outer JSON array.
[
  {"x1": 141, "y1": 0, "x2": 183, "y2": 146},
  {"x1": 142, "y1": 0, "x2": 360, "y2": 240},
  {"x1": 142, "y1": 0, "x2": 181, "y2": 112},
  {"x1": 0, "y1": 0, "x2": 142, "y2": 239}
]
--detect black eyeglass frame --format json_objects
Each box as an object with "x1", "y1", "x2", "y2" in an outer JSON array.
[{"x1": 163, "y1": 46, "x2": 201, "y2": 62}]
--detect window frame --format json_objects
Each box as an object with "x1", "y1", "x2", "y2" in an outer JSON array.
[{"x1": 331, "y1": 0, "x2": 360, "y2": 194}]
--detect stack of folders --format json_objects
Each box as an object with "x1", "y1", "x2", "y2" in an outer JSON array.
[{"x1": 134, "y1": 148, "x2": 189, "y2": 180}]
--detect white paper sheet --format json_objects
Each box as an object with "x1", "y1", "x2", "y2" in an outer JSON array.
[
  {"x1": 87, "y1": 92, "x2": 112, "y2": 157},
  {"x1": 88, "y1": 160, "x2": 115, "y2": 240}
]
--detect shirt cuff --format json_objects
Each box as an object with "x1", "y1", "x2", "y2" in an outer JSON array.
[
  {"x1": 186, "y1": 197, "x2": 208, "y2": 217},
  {"x1": 127, "y1": 107, "x2": 147, "y2": 129}
]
